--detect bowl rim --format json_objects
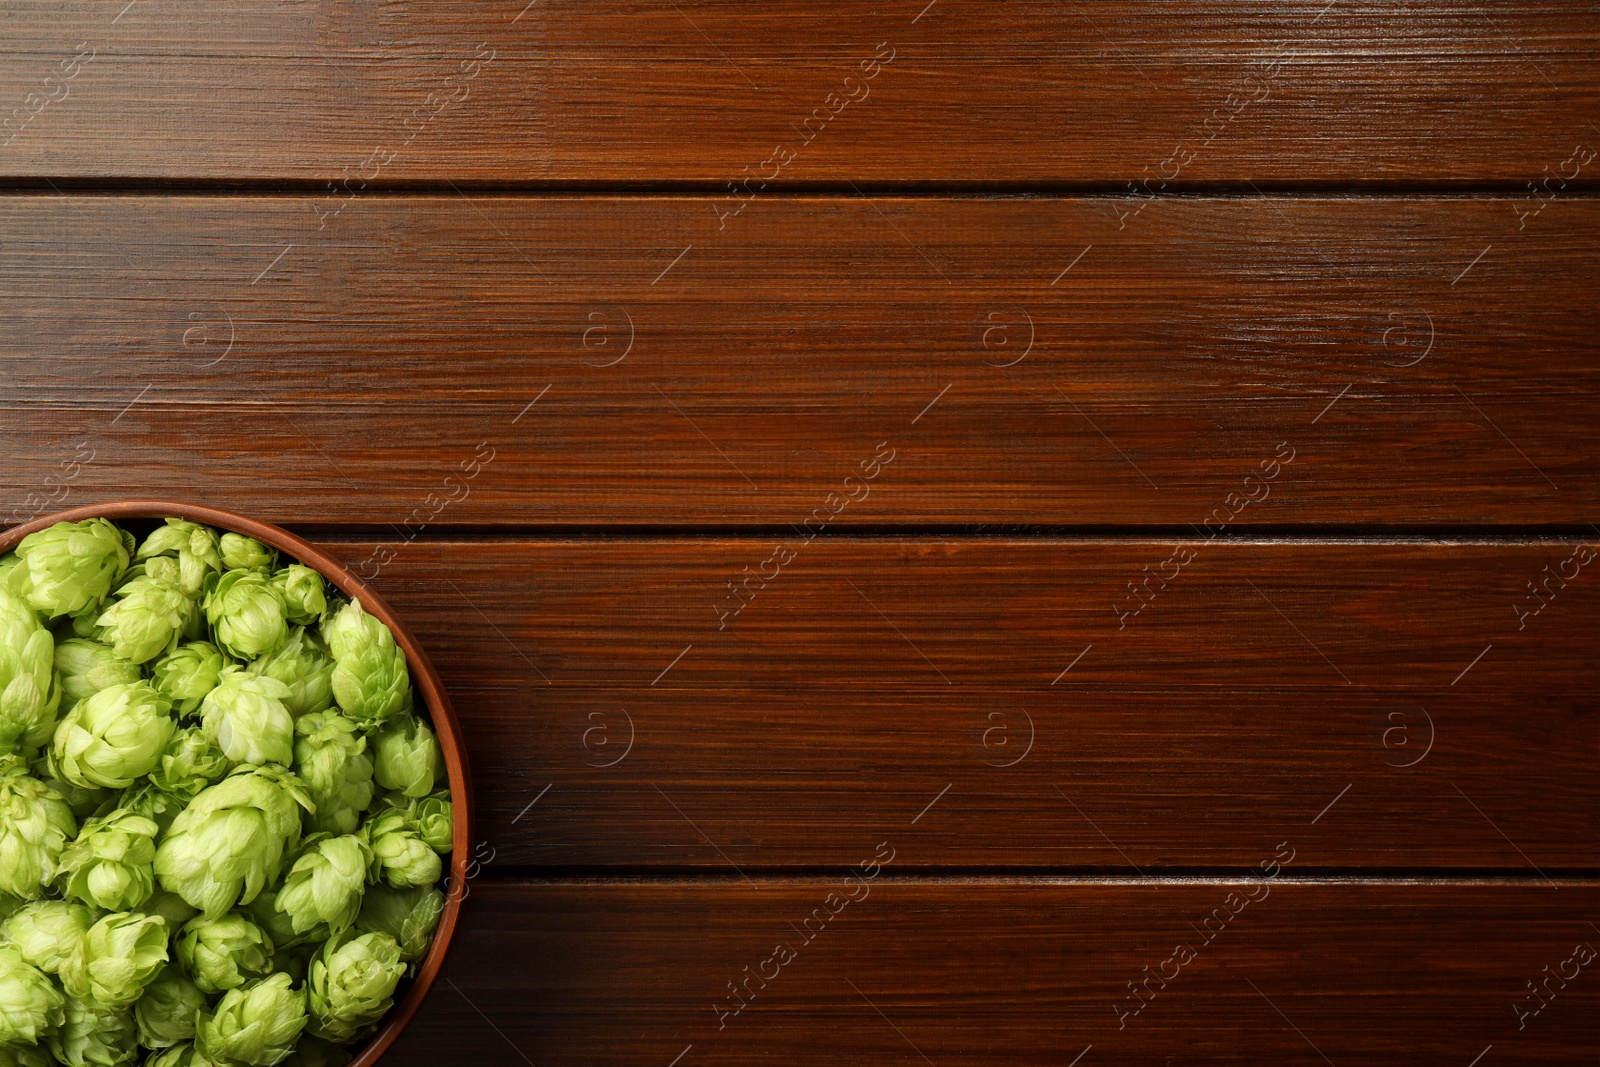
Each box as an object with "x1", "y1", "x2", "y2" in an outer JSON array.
[{"x1": 0, "y1": 501, "x2": 472, "y2": 1067}]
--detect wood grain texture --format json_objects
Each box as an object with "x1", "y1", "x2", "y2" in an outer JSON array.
[
  {"x1": 293, "y1": 538, "x2": 1598, "y2": 870},
  {"x1": 385, "y1": 879, "x2": 1600, "y2": 1066},
  {"x1": 1, "y1": 3, "x2": 1597, "y2": 182},
  {"x1": 4, "y1": 196, "x2": 1597, "y2": 526}
]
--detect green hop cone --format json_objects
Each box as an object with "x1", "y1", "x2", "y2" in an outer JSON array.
[
  {"x1": 49, "y1": 680, "x2": 175, "y2": 790},
  {"x1": 58, "y1": 910, "x2": 168, "y2": 1008},
  {"x1": 371, "y1": 715, "x2": 441, "y2": 800},
  {"x1": 176, "y1": 913, "x2": 274, "y2": 995},
  {"x1": 153, "y1": 765, "x2": 312, "y2": 918},
  {"x1": 320, "y1": 601, "x2": 409, "y2": 729},
  {"x1": 217, "y1": 535, "x2": 278, "y2": 575},
  {"x1": 53, "y1": 638, "x2": 141, "y2": 707},
  {"x1": 1, "y1": 899, "x2": 94, "y2": 974},
  {"x1": 240, "y1": 888, "x2": 303, "y2": 952},
  {"x1": 9, "y1": 519, "x2": 131, "y2": 619},
  {"x1": 203, "y1": 573, "x2": 287, "y2": 663},
  {"x1": 56, "y1": 807, "x2": 160, "y2": 911},
  {"x1": 250, "y1": 630, "x2": 334, "y2": 721},
  {"x1": 369, "y1": 793, "x2": 451, "y2": 855},
  {"x1": 408, "y1": 793, "x2": 452, "y2": 854},
  {"x1": 359, "y1": 809, "x2": 440, "y2": 889},
  {"x1": 134, "y1": 963, "x2": 207, "y2": 1049},
  {"x1": 95, "y1": 566, "x2": 193, "y2": 665},
  {"x1": 0, "y1": 771, "x2": 77, "y2": 900},
  {"x1": 151, "y1": 642, "x2": 226, "y2": 717},
  {"x1": 282, "y1": 1033, "x2": 351, "y2": 1067},
  {"x1": 145, "y1": 1044, "x2": 215, "y2": 1067},
  {"x1": 272, "y1": 567, "x2": 326, "y2": 628},
  {"x1": 268, "y1": 943, "x2": 311, "y2": 987},
  {"x1": 292, "y1": 713, "x2": 373, "y2": 836},
  {"x1": 195, "y1": 973, "x2": 307, "y2": 1067},
  {"x1": 0, "y1": 587, "x2": 63, "y2": 751},
  {"x1": 58, "y1": 611, "x2": 100, "y2": 641},
  {"x1": 136, "y1": 520, "x2": 224, "y2": 597},
  {"x1": 276, "y1": 835, "x2": 369, "y2": 938},
  {"x1": 0, "y1": 944, "x2": 65, "y2": 1045},
  {"x1": 199, "y1": 669, "x2": 294, "y2": 768},
  {"x1": 28, "y1": 756, "x2": 108, "y2": 823},
  {"x1": 119, "y1": 783, "x2": 187, "y2": 837},
  {"x1": 306, "y1": 930, "x2": 404, "y2": 1044},
  {"x1": 354, "y1": 884, "x2": 444, "y2": 963},
  {"x1": 143, "y1": 889, "x2": 200, "y2": 940},
  {"x1": 150, "y1": 727, "x2": 230, "y2": 800},
  {"x1": 0, "y1": 1040, "x2": 54, "y2": 1067},
  {"x1": 47, "y1": 993, "x2": 138, "y2": 1067}
]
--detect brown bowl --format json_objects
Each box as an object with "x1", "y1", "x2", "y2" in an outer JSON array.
[{"x1": 0, "y1": 501, "x2": 471, "y2": 1067}]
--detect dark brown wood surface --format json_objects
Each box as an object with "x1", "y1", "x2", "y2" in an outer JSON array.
[
  {"x1": 301, "y1": 537, "x2": 1599, "y2": 872},
  {"x1": 2, "y1": 3, "x2": 1597, "y2": 182},
  {"x1": 390, "y1": 880, "x2": 1600, "y2": 1066},
  {"x1": 3, "y1": 2, "x2": 1596, "y2": 1063},
  {"x1": 3, "y1": 196, "x2": 1597, "y2": 526}
]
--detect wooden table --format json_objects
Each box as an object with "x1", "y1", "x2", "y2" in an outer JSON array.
[{"x1": 3, "y1": 3, "x2": 1597, "y2": 1063}]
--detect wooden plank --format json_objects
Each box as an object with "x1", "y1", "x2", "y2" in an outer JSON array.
[
  {"x1": 312, "y1": 538, "x2": 1596, "y2": 870},
  {"x1": 1, "y1": 3, "x2": 1597, "y2": 182},
  {"x1": 388, "y1": 879, "x2": 1600, "y2": 1065},
  {"x1": 4, "y1": 196, "x2": 1597, "y2": 526}
]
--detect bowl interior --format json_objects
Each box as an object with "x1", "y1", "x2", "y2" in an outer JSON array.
[{"x1": 0, "y1": 501, "x2": 471, "y2": 1067}]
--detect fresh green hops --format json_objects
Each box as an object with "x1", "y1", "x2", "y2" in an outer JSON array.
[
  {"x1": 96, "y1": 564, "x2": 193, "y2": 665},
  {"x1": 306, "y1": 931, "x2": 404, "y2": 1044},
  {"x1": 56, "y1": 807, "x2": 160, "y2": 910},
  {"x1": 354, "y1": 884, "x2": 444, "y2": 963},
  {"x1": 150, "y1": 642, "x2": 225, "y2": 716},
  {"x1": 9, "y1": 519, "x2": 130, "y2": 619},
  {"x1": 195, "y1": 973, "x2": 307, "y2": 1067},
  {"x1": 177, "y1": 912, "x2": 275, "y2": 995},
  {"x1": 371, "y1": 715, "x2": 441, "y2": 799},
  {"x1": 133, "y1": 963, "x2": 207, "y2": 1049},
  {"x1": 58, "y1": 910, "x2": 169, "y2": 1008},
  {"x1": 0, "y1": 945, "x2": 65, "y2": 1045},
  {"x1": 1, "y1": 900, "x2": 93, "y2": 975},
  {"x1": 49, "y1": 681, "x2": 175, "y2": 790},
  {"x1": 275, "y1": 834, "x2": 369, "y2": 938},
  {"x1": 53, "y1": 638, "x2": 141, "y2": 707},
  {"x1": 0, "y1": 589, "x2": 62, "y2": 751},
  {"x1": 201, "y1": 668, "x2": 294, "y2": 767},
  {"x1": 0, "y1": 771, "x2": 77, "y2": 900},
  {"x1": 154, "y1": 765, "x2": 312, "y2": 918},
  {"x1": 203, "y1": 572, "x2": 287, "y2": 662},
  {"x1": 321, "y1": 602, "x2": 409, "y2": 729}
]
